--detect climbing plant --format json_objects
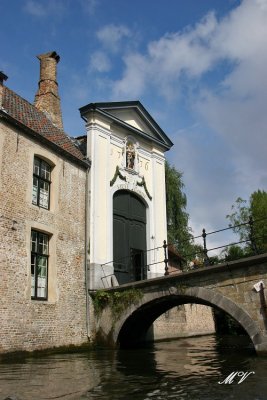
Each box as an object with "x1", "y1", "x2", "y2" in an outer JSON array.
[{"x1": 91, "y1": 289, "x2": 143, "y2": 320}]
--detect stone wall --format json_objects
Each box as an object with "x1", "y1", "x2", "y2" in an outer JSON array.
[
  {"x1": 149, "y1": 304, "x2": 215, "y2": 341},
  {"x1": 98, "y1": 255, "x2": 267, "y2": 353},
  {"x1": 0, "y1": 119, "x2": 88, "y2": 354}
]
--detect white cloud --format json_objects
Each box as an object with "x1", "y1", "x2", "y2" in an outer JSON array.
[
  {"x1": 111, "y1": 0, "x2": 267, "y2": 100},
  {"x1": 192, "y1": 1, "x2": 267, "y2": 194},
  {"x1": 89, "y1": 51, "x2": 111, "y2": 73},
  {"x1": 24, "y1": 0, "x2": 67, "y2": 17},
  {"x1": 212, "y1": 0, "x2": 267, "y2": 61},
  {"x1": 111, "y1": 11, "x2": 220, "y2": 99},
  {"x1": 113, "y1": 53, "x2": 148, "y2": 98},
  {"x1": 24, "y1": 0, "x2": 47, "y2": 16},
  {"x1": 96, "y1": 24, "x2": 131, "y2": 53},
  {"x1": 64, "y1": 0, "x2": 266, "y2": 242},
  {"x1": 110, "y1": 0, "x2": 267, "y2": 236},
  {"x1": 147, "y1": 11, "x2": 217, "y2": 77},
  {"x1": 79, "y1": 0, "x2": 99, "y2": 15}
]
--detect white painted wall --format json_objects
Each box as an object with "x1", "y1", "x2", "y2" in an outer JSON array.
[{"x1": 84, "y1": 110, "x2": 169, "y2": 288}]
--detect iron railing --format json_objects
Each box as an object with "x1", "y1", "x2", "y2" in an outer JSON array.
[
  {"x1": 170, "y1": 215, "x2": 267, "y2": 269},
  {"x1": 100, "y1": 215, "x2": 267, "y2": 279}
]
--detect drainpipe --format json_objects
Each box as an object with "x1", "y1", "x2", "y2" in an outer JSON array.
[{"x1": 85, "y1": 158, "x2": 91, "y2": 339}]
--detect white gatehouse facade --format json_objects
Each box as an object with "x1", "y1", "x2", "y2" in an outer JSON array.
[{"x1": 79, "y1": 102, "x2": 173, "y2": 288}]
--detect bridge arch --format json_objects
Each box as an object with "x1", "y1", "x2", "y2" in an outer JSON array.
[{"x1": 109, "y1": 286, "x2": 264, "y2": 352}]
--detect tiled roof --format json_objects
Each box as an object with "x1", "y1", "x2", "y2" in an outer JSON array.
[
  {"x1": 1, "y1": 86, "x2": 87, "y2": 165},
  {"x1": 168, "y1": 244, "x2": 184, "y2": 261}
]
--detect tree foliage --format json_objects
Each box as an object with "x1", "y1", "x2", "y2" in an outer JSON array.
[
  {"x1": 250, "y1": 190, "x2": 267, "y2": 252},
  {"x1": 226, "y1": 190, "x2": 267, "y2": 256},
  {"x1": 165, "y1": 161, "x2": 195, "y2": 259},
  {"x1": 221, "y1": 244, "x2": 247, "y2": 262}
]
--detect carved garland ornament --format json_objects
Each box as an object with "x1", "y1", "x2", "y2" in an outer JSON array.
[
  {"x1": 110, "y1": 166, "x2": 127, "y2": 187},
  {"x1": 137, "y1": 176, "x2": 152, "y2": 200},
  {"x1": 110, "y1": 165, "x2": 152, "y2": 200}
]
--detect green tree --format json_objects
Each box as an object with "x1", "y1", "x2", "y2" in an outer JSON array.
[
  {"x1": 226, "y1": 190, "x2": 267, "y2": 254},
  {"x1": 165, "y1": 161, "x2": 195, "y2": 260},
  {"x1": 221, "y1": 244, "x2": 247, "y2": 262},
  {"x1": 250, "y1": 190, "x2": 267, "y2": 252}
]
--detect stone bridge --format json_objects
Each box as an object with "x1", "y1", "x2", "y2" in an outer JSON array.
[{"x1": 90, "y1": 253, "x2": 267, "y2": 355}]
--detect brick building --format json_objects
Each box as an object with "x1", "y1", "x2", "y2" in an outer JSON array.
[
  {"x1": 0, "y1": 52, "x2": 214, "y2": 354},
  {"x1": 0, "y1": 52, "x2": 90, "y2": 354}
]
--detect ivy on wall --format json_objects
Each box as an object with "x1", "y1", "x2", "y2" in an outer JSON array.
[{"x1": 91, "y1": 289, "x2": 143, "y2": 320}]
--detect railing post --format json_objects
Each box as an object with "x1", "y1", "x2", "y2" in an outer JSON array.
[
  {"x1": 202, "y1": 228, "x2": 209, "y2": 266},
  {"x1": 163, "y1": 240, "x2": 169, "y2": 276}
]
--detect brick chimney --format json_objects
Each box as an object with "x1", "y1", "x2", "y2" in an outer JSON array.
[{"x1": 34, "y1": 51, "x2": 63, "y2": 130}]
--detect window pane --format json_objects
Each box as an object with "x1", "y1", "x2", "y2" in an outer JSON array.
[
  {"x1": 37, "y1": 283, "x2": 47, "y2": 298},
  {"x1": 37, "y1": 256, "x2": 47, "y2": 274},
  {"x1": 38, "y1": 233, "x2": 49, "y2": 255},
  {"x1": 39, "y1": 180, "x2": 49, "y2": 209},
  {"x1": 33, "y1": 158, "x2": 40, "y2": 176},
  {"x1": 32, "y1": 176, "x2": 38, "y2": 205},
  {"x1": 31, "y1": 254, "x2": 36, "y2": 297},
  {"x1": 45, "y1": 167, "x2": 51, "y2": 181},
  {"x1": 31, "y1": 231, "x2": 38, "y2": 252},
  {"x1": 40, "y1": 161, "x2": 51, "y2": 181},
  {"x1": 37, "y1": 256, "x2": 47, "y2": 298}
]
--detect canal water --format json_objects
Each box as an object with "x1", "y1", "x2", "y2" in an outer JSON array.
[{"x1": 0, "y1": 334, "x2": 266, "y2": 400}]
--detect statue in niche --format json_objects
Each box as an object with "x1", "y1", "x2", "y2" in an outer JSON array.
[{"x1": 126, "y1": 141, "x2": 135, "y2": 169}]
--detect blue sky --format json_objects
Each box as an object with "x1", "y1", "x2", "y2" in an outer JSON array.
[{"x1": 1, "y1": 0, "x2": 267, "y2": 252}]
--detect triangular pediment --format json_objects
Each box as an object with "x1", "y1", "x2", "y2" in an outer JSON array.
[
  {"x1": 105, "y1": 108, "x2": 157, "y2": 138},
  {"x1": 79, "y1": 101, "x2": 173, "y2": 150}
]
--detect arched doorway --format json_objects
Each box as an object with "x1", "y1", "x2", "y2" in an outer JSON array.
[{"x1": 113, "y1": 190, "x2": 147, "y2": 285}]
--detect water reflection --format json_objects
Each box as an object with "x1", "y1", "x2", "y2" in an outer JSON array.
[
  {"x1": 0, "y1": 335, "x2": 266, "y2": 400},
  {"x1": 0, "y1": 354, "x2": 100, "y2": 400}
]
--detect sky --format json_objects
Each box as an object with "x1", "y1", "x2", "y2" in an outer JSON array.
[{"x1": 1, "y1": 0, "x2": 267, "y2": 254}]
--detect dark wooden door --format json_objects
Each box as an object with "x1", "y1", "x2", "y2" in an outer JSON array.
[{"x1": 113, "y1": 191, "x2": 147, "y2": 284}]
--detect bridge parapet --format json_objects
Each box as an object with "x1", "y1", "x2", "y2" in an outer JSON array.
[{"x1": 90, "y1": 253, "x2": 267, "y2": 355}]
